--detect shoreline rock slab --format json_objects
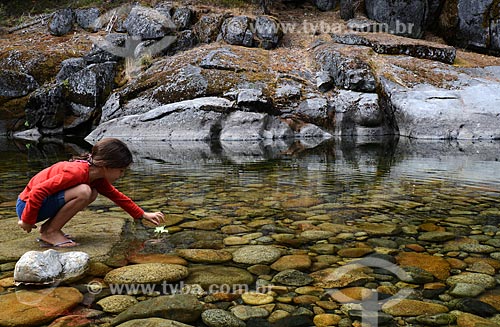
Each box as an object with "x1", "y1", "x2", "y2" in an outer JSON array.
[{"x1": 0, "y1": 211, "x2": 126, "y2": 263}]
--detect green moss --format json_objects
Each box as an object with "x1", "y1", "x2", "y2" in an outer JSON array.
[{"x1": 203, "y1": 69, "x2": 243, "y2": 96}]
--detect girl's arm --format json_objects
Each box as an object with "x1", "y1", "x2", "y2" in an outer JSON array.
[
  {"x1": 94, "y1": 180, "x2": 164, "y2": 225},
  {"x1": 94, "y1": 179, "x2": 144, "y2": 218}
]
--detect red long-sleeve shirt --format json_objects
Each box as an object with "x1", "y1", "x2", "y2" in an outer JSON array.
[{"x1": 18, "y1": 161, "x2": 144, "y2": 224}]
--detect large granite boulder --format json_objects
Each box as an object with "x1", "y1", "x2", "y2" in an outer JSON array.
[
  {"x1": 0, "y1": 70, "x2": 39, "y2": 101},
  {"x1": 123, "y1": 5, "x2": 176, "y2": 40},
  {"x1": 439, "y1": 0, "x2": 500, "y2": 54},
  {"x1": 75, "y1": 7, "x2": 101, "y2": 31},
  {"x1": 24, "y1": 61, "x2": 116, "y2": 135},
  {"x1": 365, "y1": 0, "x2": 428, "y2": 38},
  {"x1": 95, "y1": 44, "x2": 326, "y2": 133},
  {"x1": 66, "y1": 62, "x2": 116, "y2": 108},
  {"x1": 376, "y1": 60, "x2": 500, "y2": 140},
  {"x1": 254, "y1": 15, "x2": 283, "y2": 49},
  {"x1": 48, "y1": 8, "x2": 75, "y2": 36},
  {"x1": 221, "y1": 16, "x2": 255, "y2": 47},
  {"x1": 87, "y1": 97, "x2": 232, "y2": 142},
  {"x1": 86, "y1": 96, "x2": 321, "y2": 143},
  {"x1": 313, "y1": 42, "x2": 376, "y2": 92},
  {"x1": 24, "y1": 84, "x2": 66, "y2": 132}
]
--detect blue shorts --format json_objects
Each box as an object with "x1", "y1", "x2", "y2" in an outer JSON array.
[{"x1": 16, "y1": 191, "x2": 66, "y2": 223}]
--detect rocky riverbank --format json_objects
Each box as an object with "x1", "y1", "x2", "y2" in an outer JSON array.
[{"x1": 2, "y1": 1, "x2": 500, "y2": 142}]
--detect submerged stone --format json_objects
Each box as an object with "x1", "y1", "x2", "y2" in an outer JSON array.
[
  {"x1": 185, "y1": 265, "x2": 254, "y2": 289},
  {"x1": 232, "y1": 245, "x2": 282, "y2": 265},
  {"x1": 112, "y1": 294, "x2": 203, "y2": 325},
  {"x1": 176, "y1": 249, "x2": 232, "y2": 263},
  {"x1": 202, "y1": 309, "x2": 246, "y2": 327},
  {"x1": 104, "y1": 263, "x2": 188, "y2": 285},
  {"x1": 97, "y1": 295, "x2": 138, "y2": 314},
  {"x1": 382, "y1": 299, "x2": 449, "y2": 316},
  {"x1": 446, "y1": 272, "x2": 497, "y2": 290},
  {"x1": 396, "y1": 252, "x2": 451, "y2": 280},
  {"x1": 418, "y1": 231, "x2": 456, "y2": 242},
  {"x1": 116, "y1": 318, "x2": 195, "y2": 327},
  {"x1": 0, "y1": 287, "x2": 83, "y2": 326}
]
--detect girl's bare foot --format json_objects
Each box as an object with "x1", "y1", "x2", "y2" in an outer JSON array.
[
  {"x1": 40, "y1": 222, "x2": 73, "y2": 239},
  {"x1": 39, "y1": 230, "x2": 78, "y2": 247}
]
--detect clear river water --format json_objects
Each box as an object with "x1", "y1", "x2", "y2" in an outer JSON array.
[{"x1": 1, "y1": 136, "x2": 499, "y2": 229}]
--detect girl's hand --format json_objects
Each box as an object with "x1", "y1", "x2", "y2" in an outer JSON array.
[
  {"x1": 18, "y1": 220, "x2": 36, "y2": 233},
  {"x1": 142, "y1": 212, "x2": 165, "y2": 226}
]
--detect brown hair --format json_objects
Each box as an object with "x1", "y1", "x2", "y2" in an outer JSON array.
[{"x1": 72, "y1": 138, "x2": 133, "y2": 168}]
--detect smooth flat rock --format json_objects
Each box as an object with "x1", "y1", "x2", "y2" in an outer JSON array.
[
  {"x1": 104, "y1": 263, "x2": 188, "y2": 284},
  {"x1": 382, "y1": 299, "x2": 449, "y2": 316},
  {"x1": 97, "y1": 295, "x2": 138, "y2": 313},
  {"x1": 127, "y1": 253, "x2": 188, "y2": 266},
  {"x1": 232, "y1": 245, "x2": 282, "y2": 265},
  {"x1": 116, "y1": 318, "x2": 195, "y2": 327},
  {"x1": 112, "y1": 294, "x2": 203, "y2": 325},
  {"x1": 185, "y1": 265, "x2": 254, "y2": 290},
  {"x1": 176, "y1": 249, "x2": 233, "y2": 263},
  {"x1": 0, "y1": 287, "x2": 83, "y2": 327},
  {"x1": 396, "y1": 252, "x2": 451, "y2": 280},
  {"x1": 0, "y1": 211, "x2": 126, "y2": 263},
  {"x1": 310, "y1": 266, "x2": 374, "y2": 288}
]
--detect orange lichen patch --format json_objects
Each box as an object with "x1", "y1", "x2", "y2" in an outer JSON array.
[
  {"x1": 454, "y1": 50, "x2": 500, "y2": 67},
  {"x1": 370, "y1": 53, "x2": 460, "y2": 88},
  {"x1": 0, "y1": 25, "x2": 95, "y2": 55}
]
